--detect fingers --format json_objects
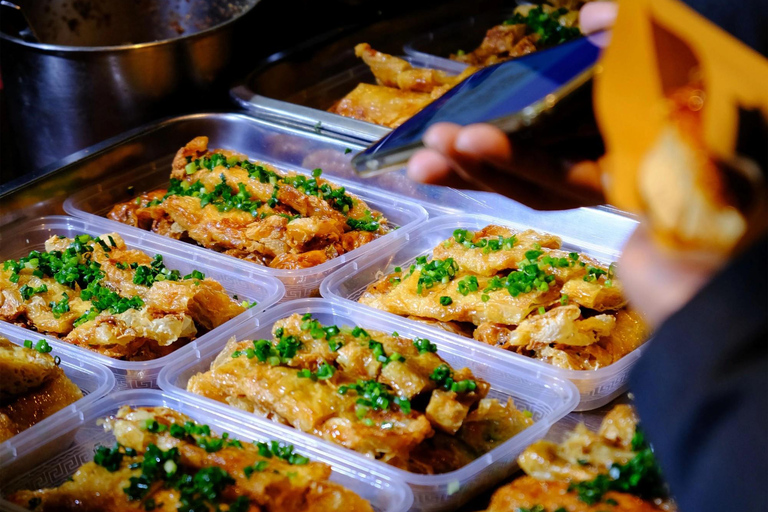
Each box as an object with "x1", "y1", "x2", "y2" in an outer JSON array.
[
  {"x1": 409, "y1": 122, "x2": 605, "y2": 210},
  {"x1": 580, "y1": 1, "x2": 618, "y2": 34},
  {"x1": 453, "y1": 124, "x2": 513, "y2": 167},
  {"x1": 407, "y1": 149, "x2": 454, "y2": 184},
  {"x1": 423, "y1": 122, "x2": 462, "y2": 154}
]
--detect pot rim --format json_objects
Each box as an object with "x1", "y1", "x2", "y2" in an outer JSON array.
[{"x1": 0, "y1": 0, "x2": 259, "y2": 53}]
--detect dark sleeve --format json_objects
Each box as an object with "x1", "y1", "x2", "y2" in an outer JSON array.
[
  {"x1": 629, "y1": 235, "x2": 768, "y2": 511},
  {"x1": 681, "y1": 0, "x2": 767, "y2": 57}
]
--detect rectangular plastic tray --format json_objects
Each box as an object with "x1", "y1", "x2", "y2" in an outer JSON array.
[
  {"x1": 157, "y1": 298, "x2": 578, "y2": 511},
  {"x1": 0, "y1": 323, "x2": 114, "y2": 463},
  {"x1": 0, "y1": 216, "x2": 284, "y2": 389},
  {"x1": 0, "y1": 389, "x2": 412, "y2": 512},
  {"x1": 62, "y1": 130, "x2": 429, "y2": 299},
  {"x1": 321, "y1": 214, "x2": 644, "y2": 411}
]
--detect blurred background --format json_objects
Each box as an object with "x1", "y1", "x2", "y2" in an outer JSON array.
[{"x1": 0, "y1": 0, "x2": 506, "y2": 185}]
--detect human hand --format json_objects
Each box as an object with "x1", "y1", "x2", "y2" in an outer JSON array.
[
  {"x1": 406, "y1": 122, "x2": 606, "y2": 209},
  {"x1": 405, "y1": 2, "x2": 619, "y2": 210}
]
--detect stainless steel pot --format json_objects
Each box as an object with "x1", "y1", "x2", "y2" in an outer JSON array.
[{"x1": 0, "y1": 0, "x2": 259, "y2": 171}]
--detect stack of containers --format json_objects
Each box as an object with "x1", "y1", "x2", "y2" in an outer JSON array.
[{"x1": 157, "y1": 298, "x2": 579, "y2": 511}]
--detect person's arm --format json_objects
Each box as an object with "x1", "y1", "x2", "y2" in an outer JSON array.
[{"x1": 629, "y1": 235, "x2": 768, "y2": 511}]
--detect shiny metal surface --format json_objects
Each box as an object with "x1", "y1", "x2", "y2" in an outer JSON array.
[
  {"x1": 232, "y1": 2, "x2": 498, "y2": 139},
  {"x1": 0, "y1": 112, "x2": 638, "y2": 254},
  {"x1": 0, "y1": 0, "x2": 259, "y2": 171}
]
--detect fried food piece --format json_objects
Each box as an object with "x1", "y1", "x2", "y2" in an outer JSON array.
[
  {"x1": 0, "y1": 337, "x2": 59, "y2": 400},
  {"x1": 330, "y1": 83, "x2": 433, "y2": 128},
  {"x1": 355, "y1": 43, "x2": 470, "y2": 93},
  {"x1": 8, "y1": 405, "x2": 373, "y2": 512},
  {"x1": 599, "y1": 309, "x2": 649, "y2": 361},
  {"x1": 357, "y1": 224, "x2": 647, "y2": 370},
  {"x1": 492, "y1": 305, "x2": 616, "y2": 348},
  {"x1": 432, "y1": 226, "x2": 561, "y2": 277},
  {"x1": 107, "y1": 137, "x2": 390, "y2": 269},
  {"x1": 0, "y1": 337, "x2": 82, "y2": 442},
  {"x1": 453, "y1": 25, "x2": 537, "y2": 67},
  {"x1": 458, "y1": 398, "x2": 533, "y2": 454},
  {"x1": 360, "y1": 267, "x2": 555, "y2": 326},
  {"x1": 331, "y1": 44, "x2": 477, "y2": 128},
  {"x1": 561, "y1": 277, "x2": 627, "y2": 311},
  {"x1": 188, "y1": 314, "x2": 525, "y2": 474},
  {"x1": 1, "y1": 233, "x2": 244, "y2": 360},
  {"x1": 483, "y1": 476, "x2": 662, "y2": 512}
]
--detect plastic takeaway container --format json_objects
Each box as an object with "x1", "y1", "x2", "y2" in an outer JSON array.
[
  {"x1": 63, "y1": 140, "x2": 428, "y2": 299},
  {"x1": 0, "y1": 216, "x2": 284, "y2": 389},
  {"x1": 0, "y1": 323, "x2": 114, "y2": 465},
  {"x1": 158, "y1": 298, "x2": 579, "y2": 511},
  {"x1": 321, "y1": 214, "x2": 644, "y2": 411},
  {"x1": 0, "y1": 389, "x2": 412, "y2": 512}
]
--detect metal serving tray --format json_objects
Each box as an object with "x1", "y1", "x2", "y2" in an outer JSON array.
[
  {"x1": 232, "y1": 54, "x2": 460, "y2": 144},
  {"x1": 230, "y1": 1, "x2": 500, "y2": 143}
]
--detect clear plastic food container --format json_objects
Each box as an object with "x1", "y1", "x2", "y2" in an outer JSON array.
[
  {"x1": 403, "y1": 9, "x2": 525, "y2": 70},
  {"x1": 0, "y1": 323, "x2": 114, "y2": 464},
  {"x1": 0, "y1": 216, "x2": 284, "y2": 389},
  {"x1": 0, "y1": 389, "x2": 413, "y2": 512},
  {"x1": 63, "y1": 137, "x2": 428, "y2": 299},
  {"x1": 157, "y1": 298, "x2": 578, "y2": 511},
  {"x1": 321, "y1": 214, "x2": 644, "y2": 411}
]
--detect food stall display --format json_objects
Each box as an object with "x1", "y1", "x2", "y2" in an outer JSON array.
[{"x1": 0, "y1": 2, "x2": 691, "y2": 511}]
